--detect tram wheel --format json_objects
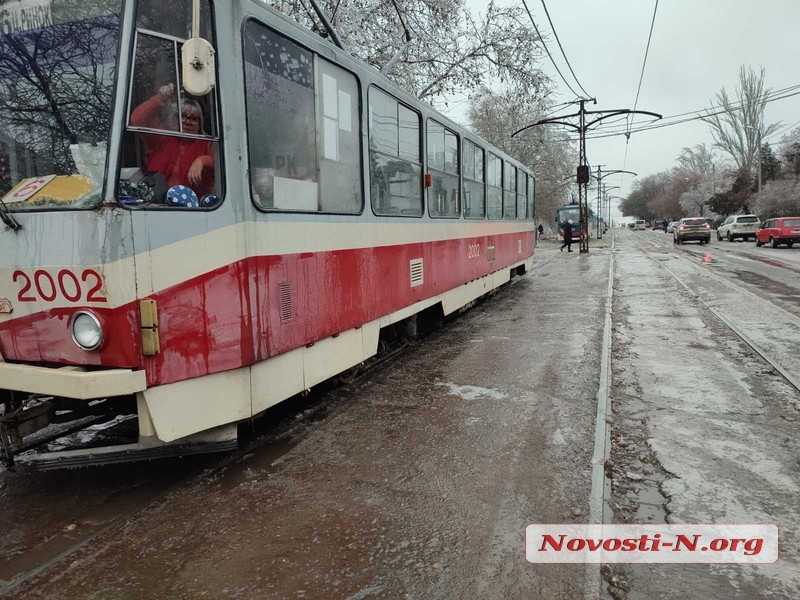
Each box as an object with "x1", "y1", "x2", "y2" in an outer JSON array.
[{"x1": 338, "y1": 364, "x2": 362, "y2": 385}]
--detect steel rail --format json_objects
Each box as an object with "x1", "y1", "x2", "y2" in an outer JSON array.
[{"x1": 630, "y1": 233, "x2": 800, "y2": 395}]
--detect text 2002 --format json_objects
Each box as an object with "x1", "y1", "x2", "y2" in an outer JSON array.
[{"x1": 12, "y1": 269, "x2": 107, "y2": 303}]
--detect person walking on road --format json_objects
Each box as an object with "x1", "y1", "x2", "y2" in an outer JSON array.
[
  {"x1": 560, "y1": 219, "x2": 574, "y2": 252},
  {"x1": 536, "y1": 223, "x2": 544, "y2": 246}
]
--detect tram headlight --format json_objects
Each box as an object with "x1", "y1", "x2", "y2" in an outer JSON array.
[{"x1": 70, "y1": 311, "x2": 104, "y2": 351}]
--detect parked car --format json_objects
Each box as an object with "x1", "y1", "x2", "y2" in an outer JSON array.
[
  {"x1": 716, "y1": 214, "x2": 760, "y2": 242},
  {"x1": 666, "y1": 221, "x2": 679, "y2": 233},
  {"x1": 673, "y1": 217, "x2": 711, "y2": 245},
  {"x1": 755, "y1": 217, "x2": 800, "y2": 248}
]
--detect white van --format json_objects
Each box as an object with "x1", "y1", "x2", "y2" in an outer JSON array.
[{"x1": 634, "y1": 220, "x2": 646, "y2": 230}]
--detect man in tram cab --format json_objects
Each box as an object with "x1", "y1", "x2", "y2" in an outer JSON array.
[{"x1": 129, "y1": 82, "x2": 215, "y2": 204}]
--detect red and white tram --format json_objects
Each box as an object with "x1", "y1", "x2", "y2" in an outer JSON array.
[{"x1": 0, "y1": 0, "x2": 535, "y2": 469}]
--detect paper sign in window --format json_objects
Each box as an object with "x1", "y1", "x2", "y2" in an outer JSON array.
[
  {"x1": 338, "y1": 90, "x2": 352, "y2": 132},
  {"x1": 322, "y1": 73, "x2": 338, "y2": 119},
  {"x1": 324, "y1": 117, "x2": 338, "y2": 160}
]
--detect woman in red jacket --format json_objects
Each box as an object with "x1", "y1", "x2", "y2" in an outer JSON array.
[{"x1": 130, "y1": 83, "x2": 215, "y2": 198}]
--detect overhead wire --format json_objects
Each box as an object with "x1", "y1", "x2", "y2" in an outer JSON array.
[
  {"x1": 621, "y1": 0, "x2": 660, "y2": 195},
  {"x1": 577, "y1": 87, "x2": 800, "y2": 141},
  {"x1": 538, "y1": 86, "x2": 800, "y2": 144},
  {"x1": 764, "y1": 118, "x2": 800, "y2": 142},
  {"x1": 628, "y1": 0, "x2": 660, "y2": 130},
  {"x1": 520, "y1": 0, "x2": 583, "y2": 99},
  {"x1": 537, "y1": 0, "x2": 591, "y2": 98}
]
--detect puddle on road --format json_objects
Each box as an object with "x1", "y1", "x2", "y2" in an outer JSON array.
[
  {"x1": 629, "y1": 484, "x2": 668, "y2": 524},
  {"x1": 215, "y1": 435, "x2": 299, "y2": 493},
  {"x1": 750, "y1": 254, "x2": 800, "y2": 274},
  {"x1": 728, "y1": 270, "x2": 800, "y2": 308}
]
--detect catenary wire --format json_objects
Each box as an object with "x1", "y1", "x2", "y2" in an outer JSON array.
[
  {"x1": 628, "y1": 0, "x2": 660, "y2": 133},
  {"x1": 554, "y1": 87, "x2": 800, "y2": 142},
  {"x1": 600, "y1": 84, "x2": 800, "y2": 137},
  {"x1": 520, "y1": 0, "x2": 583, "y2": 99},
  {"x1": 621, "y1": 0, "x2": 659, "y2": 193},
  {"x1": 537, "y1": 0, "x2": 591, "y2": 98}
]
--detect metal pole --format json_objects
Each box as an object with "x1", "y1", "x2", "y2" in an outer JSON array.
[
  {"x1": 579, "y1": 100, "x2": 589, "y2": 254},
  {"x1": 596, "y1": 170, "x2": 602, "y2": 239},
  {"x1": 757, "y1": 129, "x2": 762, "y2": 193}
]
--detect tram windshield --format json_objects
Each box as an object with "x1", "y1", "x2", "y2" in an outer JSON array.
[
  {"x1": 557, "y1": 206, "x2": 580, "y2": 224},
  {"x1": 0, "y1": 0, "x2": 123, "y2": 210}
]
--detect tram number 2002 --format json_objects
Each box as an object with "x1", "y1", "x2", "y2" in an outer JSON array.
[
  {"x1": 467, "y1": 243, "x2": 481, "y2": 259},
  {"x1": 12, "y1": 269, "x2": 107, "y2": 303}
]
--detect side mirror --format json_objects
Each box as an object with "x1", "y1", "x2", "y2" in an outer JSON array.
[{"x1": 182, "y1": 38, "x2": 216, "y2": 96}]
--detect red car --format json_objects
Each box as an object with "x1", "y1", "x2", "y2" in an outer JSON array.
[{"x1": 755, "y1": 217, "x2": 800, "y2": 248}]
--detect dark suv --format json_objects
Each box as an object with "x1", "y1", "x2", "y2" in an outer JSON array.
[{"x1": 674, "y1": 217, "x2": 711, "y2": 245}]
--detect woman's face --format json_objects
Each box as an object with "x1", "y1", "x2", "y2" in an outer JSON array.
[{"x1": 181, "y1": 106, "x2": 202, "y2": 134}]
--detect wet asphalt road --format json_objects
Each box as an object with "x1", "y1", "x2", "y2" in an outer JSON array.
[
  {"x1": 1, "y1": 241, "x2": 611, "y2": 599},
  {"x1": 2, "y1": 230, "x2": 800, "y2": 599}
]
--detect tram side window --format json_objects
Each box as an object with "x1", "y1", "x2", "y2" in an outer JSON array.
[
  {"x1": 243, "y1": 22, "x2": 361, "y2": 213},
  {"x1": 504, "y1": 163, "x2": 517, "y2": 219},
  {"x1": 119, "y1": 0, "x2": 221, "y2": 208},
  {"x1": 486, "y1": 153, "x2": 503, "y2": 220},
  {"x1": 527, "y1": 174, "x2": 536, "y2": 220},
  {"x1": 427, "y1": 120, "x2": 459, "y2": 218},
  {"x1": 317, "y1": 60, "x2": 362, "y2": 212},
  {"x1": 517, "y1": 171, "x2": 527, "y2": 219},
  {"x1": 463, "y1": 140, "x2": 485, "y2": 219},
  {"x1": 369, "y1": 88, "x2": 423, "y2": 217}
]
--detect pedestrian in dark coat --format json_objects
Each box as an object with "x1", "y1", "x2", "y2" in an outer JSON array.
[{"x1": 561, "y1": 219, "x2": 574, "y2": 252}]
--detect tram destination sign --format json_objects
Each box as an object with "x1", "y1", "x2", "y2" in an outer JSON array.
[
  {"x1": 2, "y1": 175, "x2": 56, "y2": 204},
  {"x1": 0, "y1": 0, "x2": 53, "y2": 35}
]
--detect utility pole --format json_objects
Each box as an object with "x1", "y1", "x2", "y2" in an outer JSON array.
[
  {"x1": 593, "y1": 169, "x2": 636, "y2": 240},
  {"x1": 512, "y1": 104, "x2": 660, "y2": 254},
  {"x1": 602, "y1": 187, "x2": 620, "y2": 232},
  {"x1": 595, "y1": 166, "x2": 605, "y2": 239}
]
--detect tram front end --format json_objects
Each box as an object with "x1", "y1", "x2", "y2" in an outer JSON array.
[{"x1": 0, "y1": 1, "x2": 233, "y2": 470}]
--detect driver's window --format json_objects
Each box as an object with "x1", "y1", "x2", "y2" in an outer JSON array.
[{"x1": 117, "y1": 0, "x2": 221, "y2": 209}]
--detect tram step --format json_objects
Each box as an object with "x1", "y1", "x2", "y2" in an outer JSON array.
[{"x1": 18, "y1": 438, "x2": 238, "y2": 471}]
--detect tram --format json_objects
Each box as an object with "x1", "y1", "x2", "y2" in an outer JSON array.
[
  {"x1": 555, "y1": 203, "x2": 596, "y2": 240},
  {"x1": 0, "y1": 0, "x2": 535, "y2": 469}
]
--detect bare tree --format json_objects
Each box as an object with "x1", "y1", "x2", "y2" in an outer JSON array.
[
  {"x1": 619, "y1": 172, "x2": 672, "y2": 221},
  {"x1": 751, "y1": 179, "x2": 800, "y2": 217},
  {"x1": 701, "y1": 66, "x2": 780, "y2": 178},
  {"x1": 675, "y1": 143, "x2": 721, "y2": 177},
  {"x1": 267, "y1": 0, "x2": 548, "y2": 110}
]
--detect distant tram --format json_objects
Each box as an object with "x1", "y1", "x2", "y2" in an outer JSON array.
[
  {"x1": 555, "y1": 203, "x2": 596, "y2": 240},
  {"x1": 0, "y1": 0, "x2": 536, "y2": 468}
]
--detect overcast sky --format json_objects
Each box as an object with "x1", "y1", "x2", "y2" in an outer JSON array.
[{"x1": 446, "y1": 0, "x2": 800, "y2": 220}]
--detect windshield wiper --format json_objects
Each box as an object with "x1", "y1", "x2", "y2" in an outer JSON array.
[{"x1": 0, "y1": 198, "x2": 22, "y2": 231}]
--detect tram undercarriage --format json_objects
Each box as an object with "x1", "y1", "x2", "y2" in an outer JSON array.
[
  {"x1": 0, "y1": 389, "x2": 237, "y2": 471},
  {"x1": 1, "y1": 258, "x2": 531, "y2": 471}
]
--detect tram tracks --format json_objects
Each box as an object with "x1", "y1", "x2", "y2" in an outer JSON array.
[
  {"x1": 630, "y1": 234, "x2": 800, "y2": 396},
  {"x1": 0, "y1": 463, "x2": 213, "y2": 597}
]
